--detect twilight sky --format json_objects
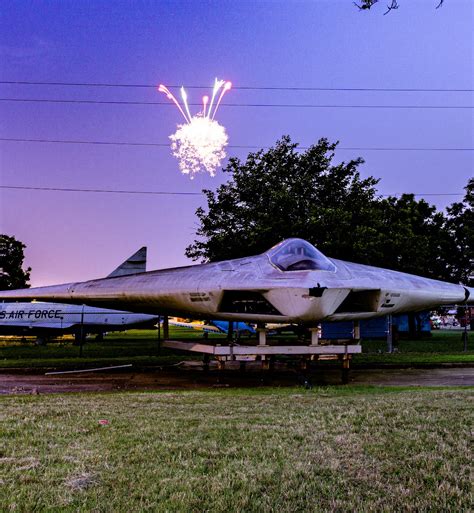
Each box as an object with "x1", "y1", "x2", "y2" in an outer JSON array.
[{"x1": 1, "y1": 0, "x2": 473, "y2": 286}]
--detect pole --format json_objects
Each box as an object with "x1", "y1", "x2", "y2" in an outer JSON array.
[
  {"x1": 227, "y1": 321, "x2": 235, "y2": 361},
  {"x1": 386, "y1": 314, "x2": 393, "y2": 354},
  {"x1": 227, "y1": 321, "x2": 234, "y2": 342},
  {"x1": 157, "y1": 315, "x2": 161, "y2": 355},
  {"x1": 79, "y1": 305, "x2": 85, "y2": 357},
  {"x1": 462, "y1": 305, "x2": 468, "y2": 352}
]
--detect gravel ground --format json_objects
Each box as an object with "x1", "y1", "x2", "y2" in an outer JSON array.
[{"x1": 1, "y1": 363, "x2": 473, "y2": 394}]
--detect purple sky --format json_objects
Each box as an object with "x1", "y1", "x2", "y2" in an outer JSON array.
[{"x1": 1, "y1": 0, "x2": 473, "y2": 287}]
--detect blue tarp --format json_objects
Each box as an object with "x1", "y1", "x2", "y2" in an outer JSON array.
[
  {"x1": 321, "y1": 317, "x2": 389, "y2": 339},
  {"x1": 321, "y1": 312, "x2": 431, "y2": 339}
]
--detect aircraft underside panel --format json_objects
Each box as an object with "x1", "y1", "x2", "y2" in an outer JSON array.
[
  {"x1": 219, "y1": 291, "x2": 282, "y2": 316},
  {"x1": 334, "y1": 290, "x2": 381, "y2": 313}
]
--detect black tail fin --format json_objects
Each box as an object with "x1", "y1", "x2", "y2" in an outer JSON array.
[{"x1": 107, "y1": 247, "x2": 147, "y2": 278}]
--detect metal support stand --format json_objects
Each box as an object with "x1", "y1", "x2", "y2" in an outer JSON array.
[
  {"x1": 353, "y1": 320, "x2": 361, "y2": 342},
  {"x1": 309, "y1": 326, "x2": 320, "y2": 346},
  {"x1": 341, "y1": 354, "x2": 350, "y2": 385},
  {"x1": 257, "y1": 323, "x2": 267, "y2": 362},
  {"x1": 163, "y1": 315, "x2": 169, "y2": 341},
  {"x1": 203, "y1": 354, "x2": 210, "y2": 372},
  {"x1": 162, "y1": 340, "x2": 362, "y2": 357},
  {"x1": 300, "y1": 358, "x2": 309, "y2": 371}
]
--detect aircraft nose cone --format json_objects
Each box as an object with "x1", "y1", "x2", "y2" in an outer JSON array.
[{"x1": 466, "y1": 286, "x2": 474, "y2": 304}]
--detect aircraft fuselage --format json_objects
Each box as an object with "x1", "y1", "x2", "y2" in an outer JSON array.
[{"x1": 1, "y1": 239, "x2": 471, "y2": 325}]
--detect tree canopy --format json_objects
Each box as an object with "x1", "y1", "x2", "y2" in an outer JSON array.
[
  {"x1": 0, "y1": 234, "x2": 31, "y2": 290},
  {"x1": 186, "y1": 137, "x2": 379, "y2": 263},
  {"x1": 186, "y1": 136, "x2": 472, "y2": 284},
  {"x1": 445, "y1": 178, "x2": 474, "y2": 285}
]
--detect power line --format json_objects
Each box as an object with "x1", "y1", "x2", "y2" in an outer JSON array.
[
  {"x1": 0, "y1": 185, "x2": 464, "y2": 198},
  {"x1": 1, "y1": 98, "x2": 473, "y2": 109},
  {"x1": 1, "y1": 137, "x2": 473, "y2": 152},
  {"x1": 0, "y1": 137, "x2": 169, "y2": 148},
  {"x1": 1, "y1": 80, "x2": 473, "y2": 92},
  {"x1": 0, "y1": 185, "x2": 201, "y2": 196}
]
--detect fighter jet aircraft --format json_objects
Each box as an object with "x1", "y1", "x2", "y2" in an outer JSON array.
[
  {"x1": 0, "y1": 239, "x2": 472, "y2": 325},
  {"x1": 0, "y1": 301, "x2": 158, "y2": 343}
]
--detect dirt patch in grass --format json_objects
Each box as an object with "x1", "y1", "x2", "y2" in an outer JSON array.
[
  {"x1": 1, "y1": 364, "x2": 474, "y2": 395},
  {"x1": 66, "y1": 473, "x2": 99, "y2": 491}
]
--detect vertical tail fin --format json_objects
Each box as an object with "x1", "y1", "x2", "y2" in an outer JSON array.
[{"x1": 107, "y1": 247, "x2": 147, "y2": 278}]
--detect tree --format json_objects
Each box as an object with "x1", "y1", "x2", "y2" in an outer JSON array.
[
  {"x1": 186, "y1": 136, "x2": 458, "y2": 283},
  {"x1": 0, "y1": 235, "x2": 31, "y2": 290},
  {"x1": 369, "y1": 194, "x2": 455, "y2": 281},
  {"x1": 445, "y1": 178, "x2": 474, "y2": 285},
  {"x1": 186, "y1": 137, "x2": 382, "y2": 264},
  {"x1": 354, "y1": 0, "x2": 444, "y2": 15}
]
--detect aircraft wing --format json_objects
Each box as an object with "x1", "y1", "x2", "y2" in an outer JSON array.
[
  {"x1": 0, "y1": 320, "x2": 76, "y2": 329},
  {"x1": 167, "y1": 319, "x2": 222, "y2": 333},
  {"x1": 22, "y1": 321, "x2": 76, "y2": 329}
]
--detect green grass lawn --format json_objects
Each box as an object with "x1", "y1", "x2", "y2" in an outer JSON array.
[
  {"x1": 361, "y1": 330, "x2": 471, "y2": 353},
  {"x1": 1, "y1": 387, "x2": 472, "y2": 512},
  {"x1": 0, "y1": 328, "x2": 472, "y2": 369},
  {"x1": 355, "y1": 330, "x2": 474, "y2": 365},
  {"x1": 0, "y1": 328, "x2": 214, "y2": 369}
]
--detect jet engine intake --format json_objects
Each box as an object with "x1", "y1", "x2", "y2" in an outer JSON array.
[
  {"x1": 219, "y1": 291, "x2": 282, "y2": 315},
  {"x1": 334, "y1": 289, "x2": 381, "y2": 313}
]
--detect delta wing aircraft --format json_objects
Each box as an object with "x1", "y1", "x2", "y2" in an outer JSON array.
[
  {"x1": 0, "y1": 247, "x2": 158, "y2": 342},
  {"x1": 0, "y1": 239, "x2": 472, "y2": 325}
]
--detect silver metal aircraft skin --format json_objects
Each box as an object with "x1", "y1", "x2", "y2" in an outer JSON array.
[
  {"x1": 0, "y1": 301, "x2": 158, "y2": 338},
  {"x1": 0, "y1": 239, "x2": 472, "y2": 325}
]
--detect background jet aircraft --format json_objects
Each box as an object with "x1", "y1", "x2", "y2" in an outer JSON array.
[
  {"x1": 0, "y1": 301, "x2": 158, "y2": 343},
  {"x1": 168, "y1": 318, "x2": 256, "y2": 335},
  {"x1": 0, "y1": 239, "x2": 472, "y2": 325},
  {"x1": 0, "y1": 246, "x2": 157, "y2": 342}
]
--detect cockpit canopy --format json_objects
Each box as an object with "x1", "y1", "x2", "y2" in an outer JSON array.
[{"x1": 268, "y1": 239, "x2": 336, "y2": 272}]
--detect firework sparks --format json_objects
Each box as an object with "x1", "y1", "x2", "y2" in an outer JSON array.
[{"x1": 158, "y1": 78, "x2": 232, "y2": 178}]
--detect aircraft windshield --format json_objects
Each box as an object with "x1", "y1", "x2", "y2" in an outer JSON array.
[{"x1": 269, "y1": 239, "x2": 336, "y2": 272}]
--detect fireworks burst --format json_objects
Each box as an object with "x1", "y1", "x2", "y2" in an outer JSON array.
[{"x1": 158, "y1": 79, "x2": 232, "y2": 178}]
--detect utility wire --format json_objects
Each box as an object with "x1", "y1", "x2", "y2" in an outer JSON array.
[
  {"x1": 1, "y1": 98, "x2": 473, "y2": 109},
  {"x1": 0, "y1": 185, "x2": 201, "y2": 196},
  {"x1": 1, "y1": 80, "x2": 473, "y2": 92},
  {"x1": 0, "y1": 185, "x2": 464, "y2": 197},
  {"x1": 1, "y1": 137, "x2": 473, "y2": 152}
]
